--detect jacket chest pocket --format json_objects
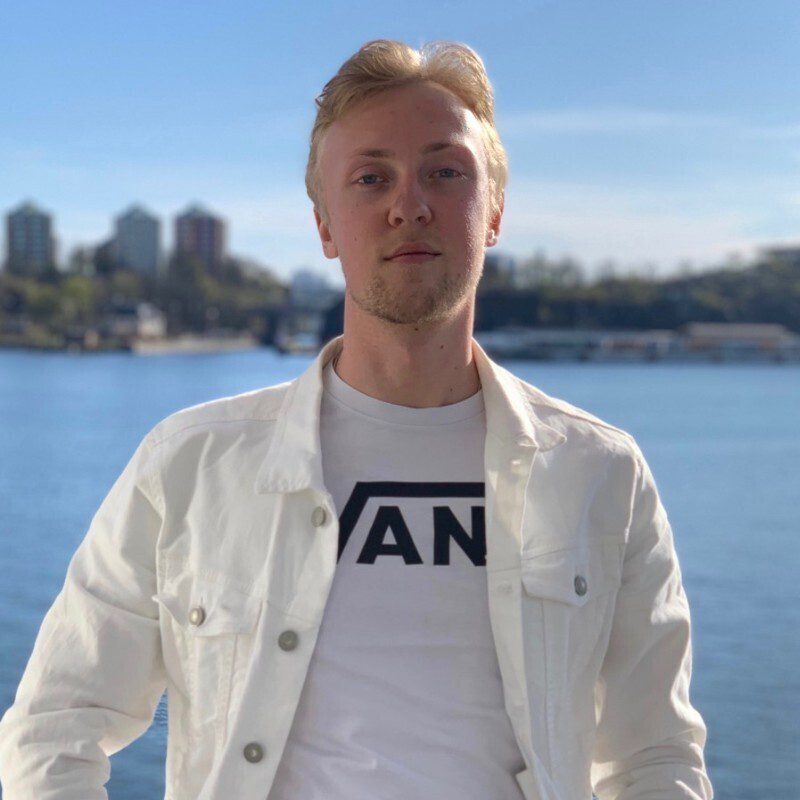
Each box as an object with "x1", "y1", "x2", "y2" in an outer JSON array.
[
  {"x1": 520, "y1": 538, "x2": 623, "y2": 681},
  {"x1": 152, "y1": 567, "x2": 263, "y2": 749}
]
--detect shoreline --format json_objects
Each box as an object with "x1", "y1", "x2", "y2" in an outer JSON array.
[
  {"x1": 132, "y1": 333, "x2": 260, "y2": 355},
  {"x1": 0, "y1": 332, "x2": 261, "y2": 355}
]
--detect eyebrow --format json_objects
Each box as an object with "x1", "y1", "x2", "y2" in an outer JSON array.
[{"x1": 349, "y1": 141, "x2": 471, "y2": 159}]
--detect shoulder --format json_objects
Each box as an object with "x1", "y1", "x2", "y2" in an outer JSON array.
[
  {"x1": 144, "y1": 378, "x2": 293, "y2": 451},
  {"x1": 512, "y1": 371, "x2": 639, "y2": 460}
]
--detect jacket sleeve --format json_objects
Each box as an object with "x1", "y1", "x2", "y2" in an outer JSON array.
[
  {"x1": 0, "y1": 431, "x2": 167, "y2": 800},
  {"x1": 590, "y1": 439, "x2": 714, "y2": 800}
]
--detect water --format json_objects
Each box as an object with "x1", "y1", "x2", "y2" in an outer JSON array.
[{"x1": 1, "y1": 347, "x2": 798, "y2": 799}]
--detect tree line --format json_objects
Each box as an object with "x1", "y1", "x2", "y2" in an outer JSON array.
[{"x1": 2, "y1": 248, "x2": 799, "y2": 348}]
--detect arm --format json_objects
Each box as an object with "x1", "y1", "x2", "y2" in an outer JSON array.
[
  {"x1": 0, "y1": 432, "x2": 167, "y2": 799},
  {"x1": 591, "y1": 440, "x2": 714, "y2": 800}
]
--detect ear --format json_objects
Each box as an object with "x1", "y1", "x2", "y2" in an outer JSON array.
[
  {"x1": 314, "y1": 207, "x2": 339, "y2": 259},
  {"x1": 484, "y1": 192, "x2": 504, "y2": 248}
]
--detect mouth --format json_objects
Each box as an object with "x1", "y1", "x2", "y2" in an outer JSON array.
[{"x1": 385, "y1": 252, "x2": 441, "y2": 264}]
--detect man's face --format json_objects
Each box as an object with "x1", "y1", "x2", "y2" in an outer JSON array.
[{"x1": 314, "y1": 80, "x2": 502, "y2": 327}]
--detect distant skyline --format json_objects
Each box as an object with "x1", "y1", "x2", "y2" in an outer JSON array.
[{"x1": 3, "y1": 0, "x2": 800, "y2": 288}]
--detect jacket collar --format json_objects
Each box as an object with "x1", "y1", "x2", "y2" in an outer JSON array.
[{"x1": 254, "y1": 333, "x2": 566, "y2": 495}]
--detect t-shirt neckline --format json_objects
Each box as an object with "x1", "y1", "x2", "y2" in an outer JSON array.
[{"x1": 322, "y1": 359, "x2": 484, "y2": 427}]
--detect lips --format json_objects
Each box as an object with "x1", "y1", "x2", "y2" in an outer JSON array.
[
  {"x1": 385, "y1": 242, "x2": 441, "y2": 259},
  {"x1": 387, "y1": 252, "x2": 440, "y2": 264}
]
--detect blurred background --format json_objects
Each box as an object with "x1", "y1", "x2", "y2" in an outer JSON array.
[{"x1": 1, "y1": 1, "x2": 799, "y2": 798}]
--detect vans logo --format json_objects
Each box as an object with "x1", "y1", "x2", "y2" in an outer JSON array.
[{"x1": 337, "y1": 481, "x2": 485, "y2": 566}]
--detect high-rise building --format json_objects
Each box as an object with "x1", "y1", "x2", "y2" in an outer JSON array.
[
  {"x1": 174, "y1": 204, "x2": 226, "y2": 274},
  {"x1": 5, "y1": 201, "x2": 55, "y2": 276},
  {"x1": 113, "y1": 204, "x2": 161, "y2": 275}
]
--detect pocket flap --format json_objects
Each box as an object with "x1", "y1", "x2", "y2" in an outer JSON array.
[
  {"x1": 152, "y1": 574, "x2": 262, "y2": 637},
  {"x1": 521, "y1": 539, "x2": 621, "y2": 607}
]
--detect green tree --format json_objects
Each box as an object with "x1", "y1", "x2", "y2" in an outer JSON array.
[{"x1": 60, "y1": 275, "x2": 95, "y2": 326}]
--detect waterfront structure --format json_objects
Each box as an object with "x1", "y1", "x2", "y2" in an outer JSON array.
[
  {"x1": 475, "y1": 326, "x2": 681, "y2": 361},
  {"x1": 681, "y1": 322, "x2": 800, "y2": 358},
  {"x1": 174, "y1": 204, "x2": 226, "y2": 274},
  {"x1": 113, "y1": 205, "x2": 161, "y2": 275},
  {"x1": 4, "y1": 201, "x2": 55, "y2": 276},
  {"x1": 475, "y1": 323, "x2": 800, "y2": 362},
  {"x1": 102, "y1": 300, "x2": 167, "y2": 341}
]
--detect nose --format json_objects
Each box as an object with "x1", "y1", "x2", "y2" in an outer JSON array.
[{"x1": 387, "y1": 176, "x2": 432, "y2": 227}]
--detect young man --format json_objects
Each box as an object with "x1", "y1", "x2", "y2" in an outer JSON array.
[{"x1": 0, "y1": 40, "x2": 714, "y2": 800}]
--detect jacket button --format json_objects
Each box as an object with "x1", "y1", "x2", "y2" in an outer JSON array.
[
  {"x1": 311, "y1": 506, "x2": 327, "y2": 527},
  {"x1": 243, "y1": 741, "x2": 264, "y2": 763},
  {"x1": 574, "y1": 575, "x2": 587, "y2": 596},
  {"x1": 188, "y1": 606, "x2": 206, "y2": 625},
  {"x1": 278, "y1": 629, "x2": 299, "y2": 651}
]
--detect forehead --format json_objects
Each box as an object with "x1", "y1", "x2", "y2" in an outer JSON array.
[{"x1": 320, "y1": 81, "x2": 485, "y2": 165}]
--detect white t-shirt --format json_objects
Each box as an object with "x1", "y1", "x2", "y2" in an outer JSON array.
[{"x1": 267, "y1": 358, "x2": 526, "y2": 800}]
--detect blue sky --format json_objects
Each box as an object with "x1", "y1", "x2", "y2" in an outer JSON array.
[{"x1": 3, "y1": 0, "x2": 800, "y2": 286}]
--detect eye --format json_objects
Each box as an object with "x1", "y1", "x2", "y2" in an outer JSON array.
[
  {"x1": 435, "y1": 168, "x2": 462, "y2": 178},
  {"x1": 355, "y1": 173, "x2": 384, "y2": 186}
]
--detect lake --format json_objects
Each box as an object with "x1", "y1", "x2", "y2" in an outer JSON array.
[{"x1": 1, "y1": 345, "x2": 798, "y2": 799}]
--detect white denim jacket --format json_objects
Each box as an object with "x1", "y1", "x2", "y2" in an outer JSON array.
[{"x1": 0, "y1": 333, "x2": 714, "y2": 800}]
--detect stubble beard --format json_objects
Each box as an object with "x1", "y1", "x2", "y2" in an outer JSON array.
[{"x1": 348, "y1": 257, "x2": 481, "y2": 326}]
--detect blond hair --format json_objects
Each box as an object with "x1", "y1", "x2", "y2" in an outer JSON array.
[{"x1": 305, "y1": 39, "x2": 507, "y2": 226}]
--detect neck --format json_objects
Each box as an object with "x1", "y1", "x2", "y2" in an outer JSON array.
[{"x1": 331, "y1": 309, "x2": 481, "y2": 408}]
